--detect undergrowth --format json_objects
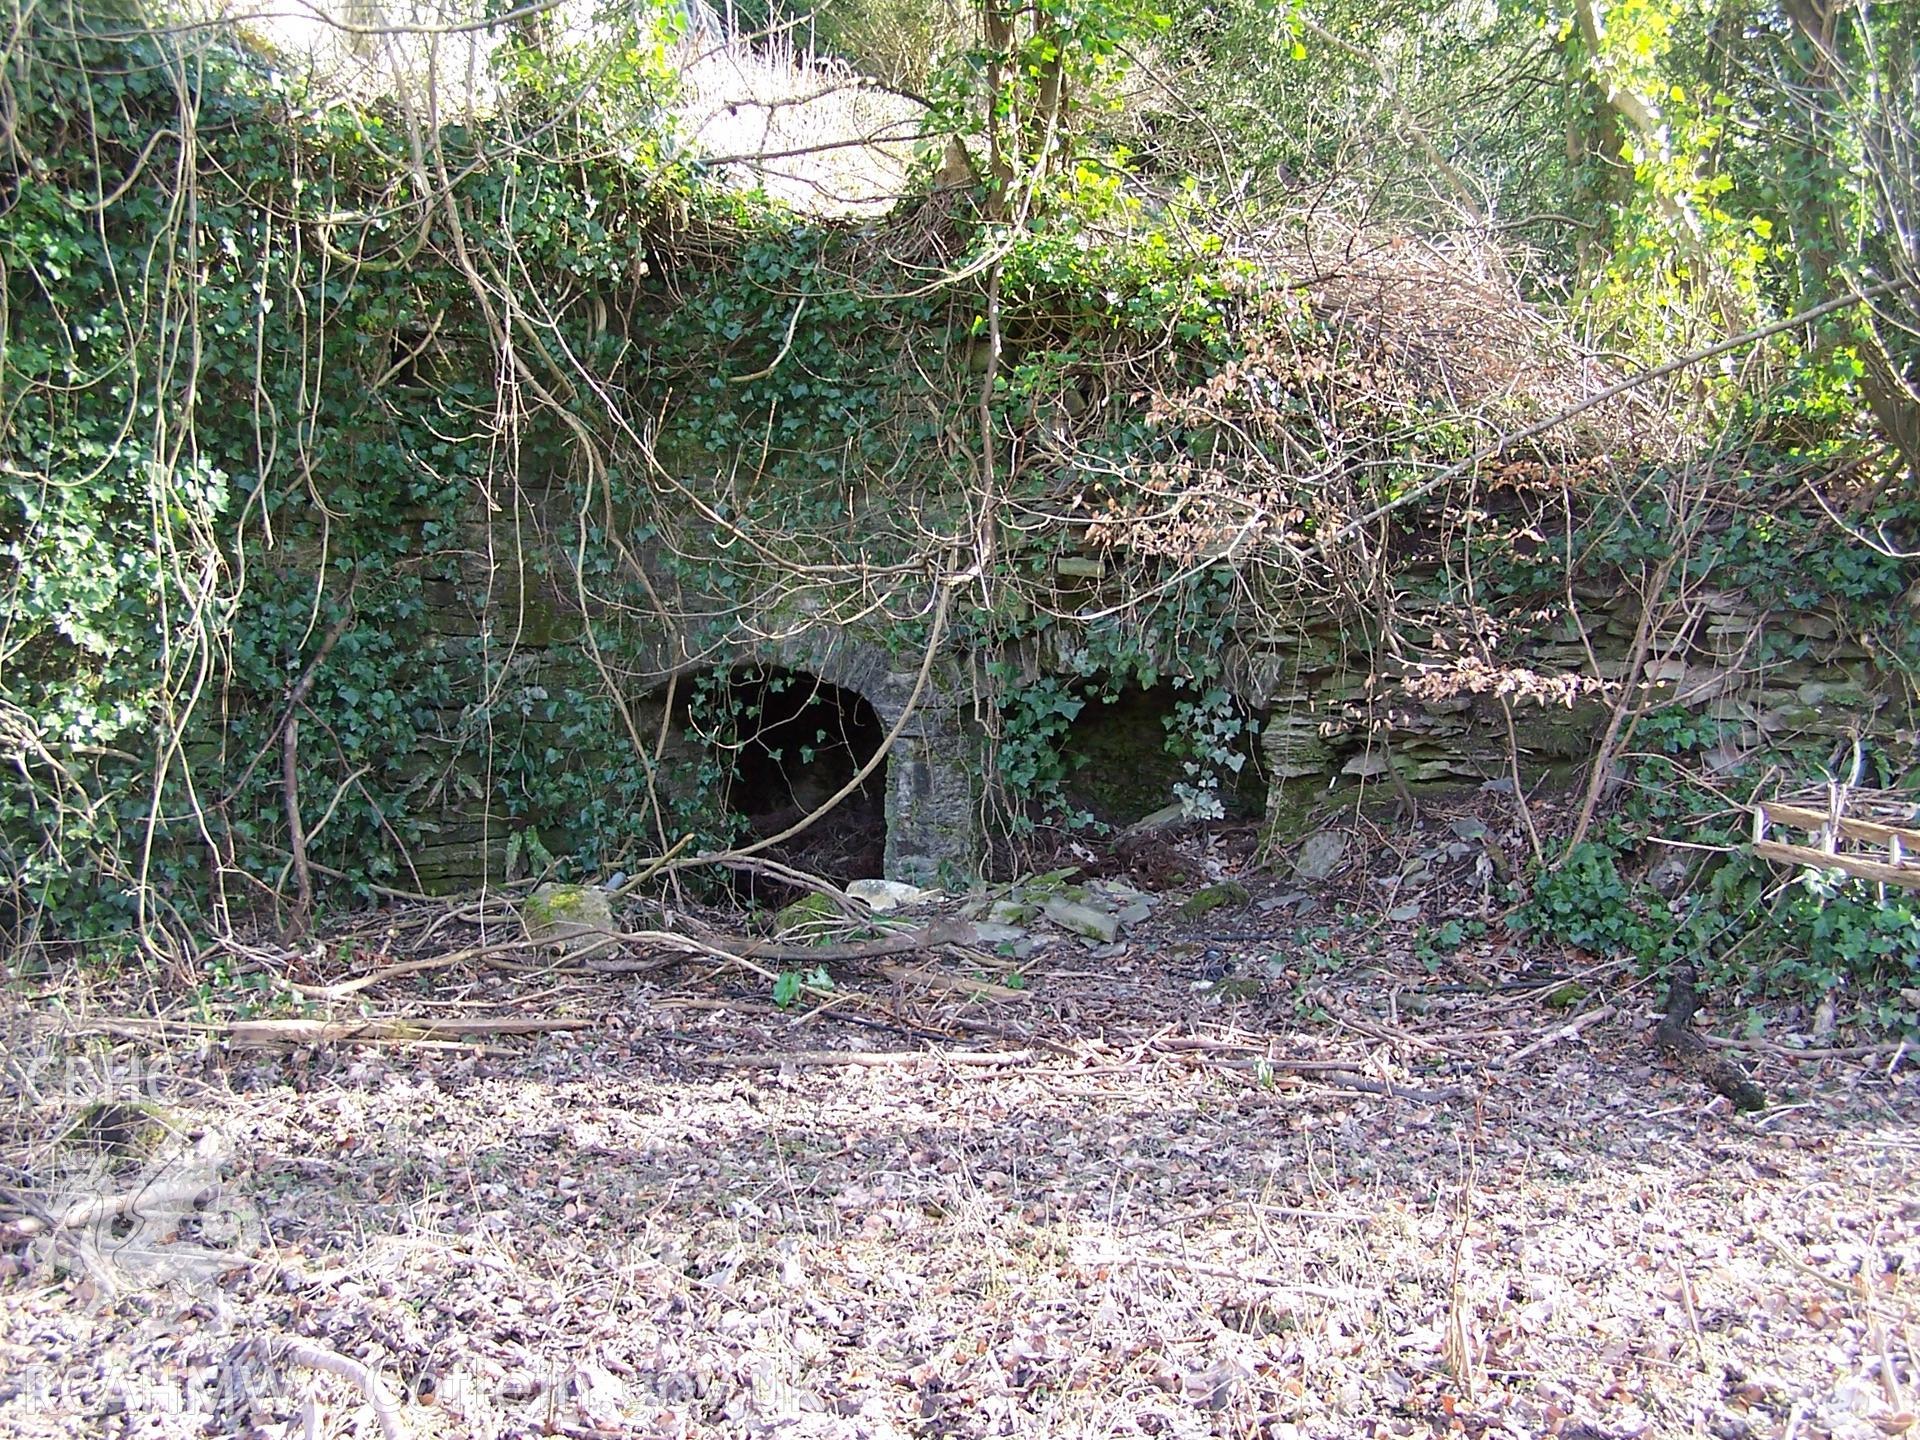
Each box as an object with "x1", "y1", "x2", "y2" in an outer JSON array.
[
  {"x1": 1520, "y1": 708, "x2": 1920, "y2": 1035},
  {"x1": 3, "y1": 0, "x2": 1914, "y2": 1051}
]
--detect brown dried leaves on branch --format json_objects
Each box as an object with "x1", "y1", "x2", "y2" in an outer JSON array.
[{"x1": 1091, "y1": 227, "x2": 1678, "y2": 568}]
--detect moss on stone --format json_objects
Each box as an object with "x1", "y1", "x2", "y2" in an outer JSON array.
[
  {"x1": 1258, "y1": 780, "x2": 1330, "y2": 854},
  {"x1": 1181, "y1": 881, "x2": 1251, "y2": 919},
  {"x1": 1543, "y1": 981, "x2": 1589, "y2": 1009},
  {"x1": 523, "y1": 883, "x2": 614, "y2": 948},
  {"x1": 526, "y1": 884, "x2": 586, "y2": 922},
  {"x1": 773, "y1": 892, "x2": 842, "y2": 936}
]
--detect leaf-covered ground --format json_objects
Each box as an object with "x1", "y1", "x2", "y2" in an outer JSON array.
[{"x1": 4, "y1": 837, "x2": 1917, "y2": 1440}]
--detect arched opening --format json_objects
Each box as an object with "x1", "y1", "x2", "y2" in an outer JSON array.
[
  {"x1": 707, "y1": 666, "x2": 890, "y2": 891},
  {"x1": 1060, "y1": 680, "x2": 1268, "y2": 827}
]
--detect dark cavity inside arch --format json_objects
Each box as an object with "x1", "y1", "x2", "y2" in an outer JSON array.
[
  {"x1": 1061, "y1": 680, "x2": 1268, "y2": 827},
  {"x1": 714, "y1": 666, "x2": 889, "y2": 889}
]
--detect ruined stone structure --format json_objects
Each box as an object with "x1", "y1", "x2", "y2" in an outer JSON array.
[{"x1": 400, "y1": 504, "x2": 1914, "y2": 894}]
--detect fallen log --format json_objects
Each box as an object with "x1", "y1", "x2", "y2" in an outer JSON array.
[
  {"x1": 1655, "y1": 961, "x2": 1765, "y2": 1111},
  {"x1": 295, "y1": 918, "x2": 976, "y2": 996},
  {"x1": 725, "y1": 917, "x2": 978, "y2": 963}
]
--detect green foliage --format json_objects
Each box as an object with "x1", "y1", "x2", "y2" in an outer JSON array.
[
  {"x1": 191, "y1": 955, "x2": 306, "y2": 1023},
  {"x1": 1141, "y1": 0, "x2": 1573, "y2": 259},
  {"x1": 672, "y1": 667, "x2": 781, "y2": 865},
  {"x1": 1775, "y1": 872, "x2": 1920, "y2": 1028},
  {"x1": 0, "y1": 3, "x2": 683, "y2": 935},
  {"x1": 6, "y1": 0, "x2": 1912, "y2": 1015},
  {"x1": 1519, "y1": 700, "x2": 1920, "y2": 1033},
  {"x1": 1485, "y1": 443, "x2": 1920, "y2": 688},
  {"x1": 1127, "y1": 0, "x2": 1917, "y2": 463},
  {"x1": 1522, "y1": 833, "x2": 1920, "y2": 1035},
  {"x1": 982, "y1": 564, "x2": 1256, "y2": 831},
  {"x1": 1164, "y1": 683, "x2": 1254, "y2": 820},
  {"x1": 987, "y1": 672, "x2": 1089, "y2": 827},
  {"x1": 772, "y1": 964, "x2": 832, "y2": 1008},
  {"x1": 996, "y1": 214, "x2": 1234, "y2": 344},
  {"x1": 1523, "y1": 842, "x2": 1665, "y2": 963},
  {"x1": 925, "y1": 0, "x2": 1172, "y2": 202},
  {"x1": 2, "y1": 0, "x2": 1099, "y2": 936},
  {"x1": 738, "y1": 0, "x2": 970, "y2": 89},
  {"x1": 1412, "y1": 917, "x2": 1487, "y2": 972}
]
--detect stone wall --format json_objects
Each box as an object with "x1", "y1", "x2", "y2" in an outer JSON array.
[
  {"x1": 1237, "y1": 578, "x2": 1915, "y2": 835},
  {"x1": 391, "y1": 509, "x2": 1914, "y2": 891},
  {"x1": 398, "y1": 515, "x2": 984, "y2": 891}
]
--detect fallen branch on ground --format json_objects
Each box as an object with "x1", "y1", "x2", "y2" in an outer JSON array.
[
  {"x1": 1656, "y1": 962, "x2": 1766, "y2": 1111},
  {"x1": 1704, "y1": 1034, "x2": 1912, "y2": 1063},
  {"x1": 81, "y1": 1016, "x2": 592, "y2": 1047},
  {"x1": 689, "y1": 1047, "x2": 1032, "y2": 1068},
  {"x1": 1214, "y1": 1062, "x2": 1464, "y2": 1103},
  {"x1": 1498, "y1": 1004, "x2": 1616, "y2": 1068},
  {"x1": 725, "y1": 917, "x2": 978, "y2": 962},
  {"x1": 286, "y1": 939, "x2": 540, "y2": 998},
  {"x1": 942, "y1": 1013, "x2": 1079, "y2": 1056},
  {"x1": 54, "y1": 1180, "x2": 218, "y2": 1232},
  {"x1": 874, "y1": 960, "x2": 1027, "y2": 1000},
  {"x1": 1153, "y1": 1036, "x2": 1398, "y2": 1070},
  {"x1": 580, "y1": 954, "x2": 682, "y2": 974},
  {"x1": 708, "y1": 853, "x2": 869, "y2": 917},
  {"x1": 273, "y1": 1339, "x2": 404, "y2": 1440},
  {"x1": 286, "y1": 916, "x2": 980, "y2": 1000}
]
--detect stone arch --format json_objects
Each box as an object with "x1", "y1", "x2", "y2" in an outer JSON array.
[
  {"x1": 642, "y1": 631, "x2": 981, "y2": 888},
  {"x1": 756, "y1": 632, "x2": 981, "y2": 887}
]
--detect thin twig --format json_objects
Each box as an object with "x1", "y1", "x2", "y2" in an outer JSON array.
[
  {"x1": 690, "y1": 1047, "x2": 1032, "y2": 1068},
  {"x1": 725, "y1": 297, "x2": 808, "y2": 383},
  {"x1": 1497, "y1": 1004, "x2": 1617, "y2": 1069}
]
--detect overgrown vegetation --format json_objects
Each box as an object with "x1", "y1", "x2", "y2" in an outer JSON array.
[{"x1": 2, "y1": 0, "x2": 1916, "y2": 1028}]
